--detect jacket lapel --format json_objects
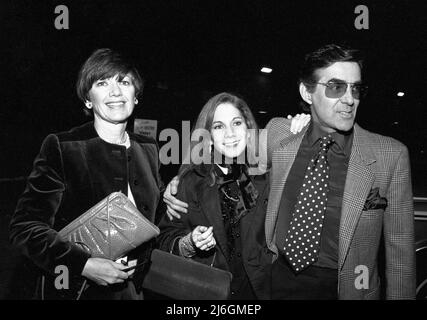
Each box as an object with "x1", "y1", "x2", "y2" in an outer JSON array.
[
  {"x1": 265, "y1": 127, "x2": 307, "y2": 255},
  {"x1": 198, "y1": 179, "x2": 230, "y2": 261},
  {"x1": 338, "y1": 124, "x2": 376, "y2": 270},
  {"x1": 241, "y1": 174, "x2": 268, "y2": 243}
]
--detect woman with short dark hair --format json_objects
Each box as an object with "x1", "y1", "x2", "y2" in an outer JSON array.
[{"x1": 9, "y1": 48, "x2": 163, "y2": 300}]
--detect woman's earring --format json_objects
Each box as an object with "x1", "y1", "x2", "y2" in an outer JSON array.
[
  {"x1": 134, "y1": 98, "x2": 138, "y2": 105},
  {"x1": 85, "y1": 101, "x2": 93, "y2": 109}
]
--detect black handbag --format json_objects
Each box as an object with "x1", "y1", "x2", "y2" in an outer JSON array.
[{"x1": 142, "y1": 249, "x2": 233, "y2": 300}]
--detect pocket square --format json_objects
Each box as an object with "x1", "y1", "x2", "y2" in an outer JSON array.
[{"x1": 363, "y1": 187, "x2": 388, "y2": 211}]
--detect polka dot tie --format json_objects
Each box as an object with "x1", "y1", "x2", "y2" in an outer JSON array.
[{"x1": 284, "y1": 135, "x2": 334, "y2": 273}]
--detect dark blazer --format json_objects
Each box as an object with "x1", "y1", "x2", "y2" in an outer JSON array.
[
  {"x1": 157, "y1": 164, "x2": 272, "y2": 299},
  {"x1": 263, "y1": 118, "x2": 416, "y2": 299},
  {"x1": 9, "y1": 121, "x2": 164, "y2": 298}
]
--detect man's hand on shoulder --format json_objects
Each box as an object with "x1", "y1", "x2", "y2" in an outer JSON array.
[{"x1": 163, "y1": 176, "x2": 188, "y2": 220}]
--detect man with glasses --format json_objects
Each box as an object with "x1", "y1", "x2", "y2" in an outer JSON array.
[
  {"x1": 163, "y1": 44, "x2": 415, "y2": 300},
  {"x1": 264, "y1": 43, "x2": 415, "y2": 299}
]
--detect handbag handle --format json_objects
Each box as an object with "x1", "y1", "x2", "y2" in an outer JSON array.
[
  {"x1": 73, "y1": 241, "x2": 91, "y2": 300},
  {"x1": 209, "y1": 251, "x2": 217, "y2": 267},
  {"x1": 107, "y1": 194, "x2": 112, "y2": 260},
  {"x1": 40, "y1": 240, "x2": 91, "y2": 300}
]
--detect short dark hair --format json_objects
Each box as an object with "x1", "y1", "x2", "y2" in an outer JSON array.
[
  {"x1": 299, "y1": 44, "x2": 364, "y2": 111},
  {"x1": 76, "y1": 48, "x2": 144, "y2": 103}
]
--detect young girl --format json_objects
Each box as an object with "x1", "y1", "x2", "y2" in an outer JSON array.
[
  {"x1": 10, "y1": 49, "x2": 163, "y2": 300},
  {"x1": 157, "y1": 92, "x2": 308, "y2": 299}
]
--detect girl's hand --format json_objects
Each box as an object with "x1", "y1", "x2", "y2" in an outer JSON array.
[{"x1": 191, "y1": 226, "x2": 216, "y2": 251}]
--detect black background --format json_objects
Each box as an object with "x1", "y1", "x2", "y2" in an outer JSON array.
[
  {"x1": 0, "y1": 0, "x2": 426, "y2": 301},
  {"x1": 0, "y1": 0, "x2": 426, "y2": 194}
]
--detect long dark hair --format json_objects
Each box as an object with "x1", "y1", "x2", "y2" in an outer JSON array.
[{"x1": 180, "y1": 92, "x2": 260, "y2": 184}]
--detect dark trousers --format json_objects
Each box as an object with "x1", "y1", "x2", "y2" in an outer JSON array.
[
  {"x1": 270, "y1": 254, "x2": 338, "y2": 300},
  {"x1": 83, "y1": 280, "x2": 144, "y2": 300},
  {"x1": 38, "y1": 275, "x2": 143, "y2": 300},
  {"x1": 231, "y1": 272, "x2": 257, "y2": 300}
]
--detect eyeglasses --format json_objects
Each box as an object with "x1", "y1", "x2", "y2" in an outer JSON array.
[{"x1": 312, "y1": 81, "x2": 368, "y2": 99}]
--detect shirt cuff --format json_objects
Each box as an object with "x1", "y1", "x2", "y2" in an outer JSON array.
[{"x1": 178, "y1": 233, "x2": 196, "y2": 258}]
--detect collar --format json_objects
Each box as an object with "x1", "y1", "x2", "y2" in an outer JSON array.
[
  {"x1": 213, "y1": 163, "x2": 245, "y2": 182},
  {"x1": 65, "y1": 121, "x2": 158, "y2": 146},
  {"x1": 307, "y1": 121, "x2": 353, "y2": 156}
]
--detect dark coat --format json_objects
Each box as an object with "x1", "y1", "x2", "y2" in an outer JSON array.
[
  {"x1": 9, "y1": 122, "x2": 165, "y2": 299},
  {"x1": 157, "y1": 164, "x2": 272, "y2": 299}
]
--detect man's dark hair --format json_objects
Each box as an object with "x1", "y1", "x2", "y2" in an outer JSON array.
[{"x1": 299, "y1": 44, "x2": 364, "y2": 111}]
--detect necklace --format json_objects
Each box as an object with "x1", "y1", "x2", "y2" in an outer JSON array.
[
  {"x1": 116, "y1": 132, "x2": 128, "y2": 145},
  {"x1": 221, "y1": 188, "x2": 239, "y2": 202},
  {"x1": 220, "y1": 180, "x2": 240, "y2": 202},
  {"x1": 94, "y1": 123, "x2": 128, "y2": 146}
]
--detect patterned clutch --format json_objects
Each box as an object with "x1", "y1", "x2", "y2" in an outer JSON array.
[{"x1": 59, "y1": 192, "x2": 160, "y2": 260}]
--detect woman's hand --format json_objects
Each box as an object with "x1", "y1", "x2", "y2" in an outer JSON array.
[
  {"x1": 287, "y1": 113, "x2": 311, "y2": 134},
  {"x1": 163, "y1": 176, "x2": 188, "y2": 220},
  {"x1": 191, "y1": 226, "x2": 216, "y2": 251},
  {"x1": 81, "y1": 257, "x2": 129, "y2": 286},
  {"x1": 115, "y1": 257, "x2": 137, "y2": 277}
]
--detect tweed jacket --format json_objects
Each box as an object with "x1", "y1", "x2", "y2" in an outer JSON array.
[
  {"x1": 264, "y1": 117, "x2": 416, "y2": 300},
  {"x1": 9, "y1": 121, "x2": 164, "y2": 298},
  {"x1": 157, "y1": 164, "x2": 272, "y2": 299}
]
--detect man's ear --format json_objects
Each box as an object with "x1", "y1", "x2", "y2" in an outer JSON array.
[{"x1": 299, "y1": 82, "x2": 313, "y2": 105}]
